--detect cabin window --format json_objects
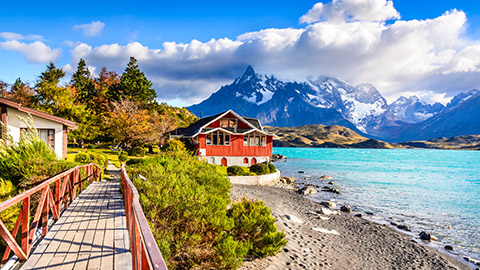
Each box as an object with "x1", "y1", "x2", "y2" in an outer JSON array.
[
  {"x1": 21, "y1": 128, "x2": 55, "y2": 148},
  {"x1": 209, "y1": 157, "x2": 215, "y2": 164},
  {"x1": 225, "y1": 134, "x2": 230, "y2": 145},
  {"x1": 243, "y1": 132, "x2": 266, "y2": 147},
  {"x1": 208, "y1": 131, "x2": 230, "y2": 146},
  {"x1": 220, "y1": 118, "x2": 237, "y2": 128},
  {"x1": 206, "y1": 134, "x2": 212, "y2": 145}
]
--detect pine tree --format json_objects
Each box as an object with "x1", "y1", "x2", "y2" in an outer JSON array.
[
  {"x1": 71, "y1": 59, "x2": 95, "y2": 104},
  {"x1": 115, "y1": 57, "x2": 156, "y2": 103},
  {"x1": 35, "y1": 62, "x2": 68, "y2": 107}
]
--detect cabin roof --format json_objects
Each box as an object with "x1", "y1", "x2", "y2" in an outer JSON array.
[
  {"x1": 172, "y1": 110, "x2": 275, "y2": 138},
  {"x1": 0, "y1": 97, "x2": 78, "y2": 129}
]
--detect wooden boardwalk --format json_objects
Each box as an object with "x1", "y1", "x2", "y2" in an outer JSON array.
[{"x1": 19, "y1": 176, "x2": 132, "y2": 270}]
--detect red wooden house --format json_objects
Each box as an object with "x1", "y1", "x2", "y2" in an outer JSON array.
[{"x1": 172, "y1": 110, "x2": 277, "y2": 166}]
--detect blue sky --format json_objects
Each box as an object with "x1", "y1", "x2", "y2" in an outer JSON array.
[{"x1": 2, "y1": 0, "x2": 480, "y2": 107}]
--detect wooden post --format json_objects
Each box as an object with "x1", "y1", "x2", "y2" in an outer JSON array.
[{"x1": 21, "y1": 197, "x2": 30, "y2": 254}]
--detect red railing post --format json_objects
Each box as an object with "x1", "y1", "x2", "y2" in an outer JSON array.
[{"x1": 21, "y1": 197, "x2": 30, "y2": 255}]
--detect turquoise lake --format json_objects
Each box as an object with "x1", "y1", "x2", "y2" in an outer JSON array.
[{"x1": 272, "y1": 147, "x2": 480, "y2": 262}]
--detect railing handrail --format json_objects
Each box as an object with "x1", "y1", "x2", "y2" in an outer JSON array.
[
  {"x1": 121, "y1": 164, "x2": 168, "y2": 270},
  {"x1": 0, "y1": 164, "x2": 96, "y2": 212},
  {"x1": 0, "y1": 163, "x2": 101, "y2": 266}
]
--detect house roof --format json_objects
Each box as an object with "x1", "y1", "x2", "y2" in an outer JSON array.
[
  {"x1": 172, "y1": 110, "x2": 276, "y2": 139},
  {"x1": 0, "y1": 97, "x2": 78, "y2": 129}
]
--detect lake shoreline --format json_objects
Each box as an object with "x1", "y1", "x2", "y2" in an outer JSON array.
[{"x1": 231, "y1": 184, "x2": 472, "y2": 270}]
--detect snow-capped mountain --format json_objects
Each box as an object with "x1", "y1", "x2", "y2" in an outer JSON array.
[
  {"x1": 388, "y1": 96, "x2": 444, "y2": 124},
  {"x1": 187, "y1": 66, "x2": 479, "y2": 141}
]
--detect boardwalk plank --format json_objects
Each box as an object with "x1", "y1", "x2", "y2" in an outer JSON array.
[{"x1": 19, "y1": 176, "x2": 131, "y2": 270}]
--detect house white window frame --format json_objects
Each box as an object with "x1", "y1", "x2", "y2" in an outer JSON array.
[
  {"x1": 207, "y1": 130, "x2": 231, "y2": 146},
  {"x1": 243, "y1": 132, "x2": 266, "y2": 147}
]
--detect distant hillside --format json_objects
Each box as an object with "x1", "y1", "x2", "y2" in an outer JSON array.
[
  {"x1": 265, "y1": 125, "x2": 395, "y2": 149},
  {"x1": 399, "y1": 135, "x2": 480, "y2": 150}
]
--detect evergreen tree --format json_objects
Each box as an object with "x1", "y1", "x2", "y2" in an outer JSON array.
[
  {"x1": 35, "y1": 62, "x2": 68, "y2": 107},
  {"x1": 115, "y1": 57, "x2": 156, "y2": 103},
  {"x1": 71, "y1": 59, "x2": 95, "y2": 104}
]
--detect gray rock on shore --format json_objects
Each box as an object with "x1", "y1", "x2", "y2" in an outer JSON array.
[
  {"x1": 320, "y1": 201, "x2": 336, "y2": 208},
  {"x1": 340, "y1": 205, "x2": 352, "y2": 213},
  {"x1": 320, "y1": 175, "x2": 334, "y2": 180},
  {"x1": 419, "y1": 231, "x2": 437, "y2": 241},
  {"x1": 297, "y1": 186, "x2": 318, "y2": 195},
  {"x1": 444, "y1": 245, "x2": 455, "y2": 251}
]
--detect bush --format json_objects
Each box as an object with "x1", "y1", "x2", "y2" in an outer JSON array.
[
  {"x1": 125, "y1": 158, "x2": 144, "y2": 166},
  {"x1": 0, "y1": 178, "x2": 20, "y2": 254},
  {"x1": 128, "y1": 147, "x2": 147, "y2": 157},
  {"x1": 74, "y1": 150, "x2": 108, "y2": 168},
  {"x1": 163, "y1": 139, "x2": 186, "y2": 153},
  {"x1": 227, "y1": 166, "x2": 247, "y2": 176},
  {"x1": 227, "y1": 198, "x2": 287, "y2": 257},
  {"x1": 127, "y1": 152, "x2": 287, "y2": 269},
  {"x1": 250, "y1": 163, "x2": 270, "y2": 175},
  {"x1": 118, "y1": 151, "x2": 128, "y2": 163},
  {"x1": 267, "y1": 162, "x2": 276, "y2": 173}
]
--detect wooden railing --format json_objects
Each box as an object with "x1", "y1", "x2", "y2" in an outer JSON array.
[
  {"x1": 121, "y1": 164, "x2": 168, "y2": 270},
  {"x1": 0, "y1": 163, "x2": 101, "y2": 266}
]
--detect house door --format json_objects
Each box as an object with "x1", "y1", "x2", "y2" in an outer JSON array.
[
  {"x1": 221, "y1": 157, "x2": 228, "y2": 166},
  {"x1": 251, "y1": 158, "x2": 257, "y2": 165}
]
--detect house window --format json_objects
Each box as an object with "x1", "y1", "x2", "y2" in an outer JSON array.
[
  {"x1": 243, "y1": 132, "x2": 267, "y2": 147},
  {"x1": 21, "y1": 128, "x2": 55, "y2": 148},
  {"x1": 208, "y1": 131, "x2": 230, "y2": 146},
  {"x1": 225, "y1": 134, "x2": 230, "y2": 145},
  {"x1": 220, "y1": 118, "x2": 237, "y2": 128},
  {"x1": 206, "y1": 133, "x2": 212, "y2": 145},
  {"x1": 209, "y1": 157, "x2": 215, "y2": 164},
  {"x1": 243, "y1": 157, "x2": 249, "y2": 164}
]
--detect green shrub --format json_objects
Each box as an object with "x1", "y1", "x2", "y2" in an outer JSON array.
[
  {"x1": 267, "y1": 162, "x2": 276, "y2": 173},
  {"x1": 227, "y1": 166, "x2": 246, "y2": 176},
  {"x1": 250, "y1": 163, "x2": 270, "y2": 175},
  {"x1": 128, "y1": 147, "x2": 147, "y2": 157},
  {"x1": 74, "y1": 150, "x2": 108, "y2": 168},
  {"x1": 227, "y1": 198, "x2": 287, "y2": 257},
  {"x1": 118, "y1": 151, "x2": 128, "y2": 163},
  {"x1": 127, "y1": 152, "x2": 287, "y2": 269},
  {"x1": 128, "y1": 152, "x2": 233, "y2": 269},
  {"x1": 125, "y1": 158, "x2": 144, "y2": 166},
  {"x1": 163, "y1": 139, "x2": 186, "y2": 153}
]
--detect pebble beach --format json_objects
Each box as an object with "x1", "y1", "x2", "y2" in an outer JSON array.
[{"x1": 231, "y1": 184, "x2": 472, "y2": 270}]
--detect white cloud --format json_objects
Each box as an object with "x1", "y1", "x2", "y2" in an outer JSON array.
[
  {"x1": 65, "y1": 0, "x2": 480, "y2": 105},
  {"x1": 0, "y1": 32, "x2": 43, "y2": 41},
  {"x1": 0, "y1": 40, "x2": 61, "y2": 63},
  {"x1": 299, "y1": 0, "x2": 400, "y2": 24},
  {"x1": 73, "y1": 21, "x2": 105, "y2": 37}
]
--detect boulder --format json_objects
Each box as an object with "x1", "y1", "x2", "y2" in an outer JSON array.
[
  {"x1": 320, "y1": 175, "x2": 333, "y2": 180},
  {"x1": 366, "y1": 212, "x2": 375, "y2": 216},
  {"x1": 297, "y1": 186, "x2": 318, "y2": 195},
  {"x1": 280, "y1": 177, "x2": 295, "y2": 185},
  {"x1": 322, "y1": 186, "x2": 341, "y2": 194},
  {"x1": 340, "y1": 205, "x2": 352, "y2": 213},
  {"x1": 298, "y1": 171, "x2": 305, "y2": 174},
  {"x1": 320, "y1": 201, "x2": 336, "y2": 208},
  {"x1": 419, "y1": 231, "x2": 436, "y2": 241},
  {"x1": 317, "y1": 207, "x2": 336, "y2": 216},
  {"x1": 355, "y1": 213, "x2": 363, "y2": 217},
  {"x1": 397, "y1": 224, "x2": 412, "y2": 232},
  {"x1": 444, "y1": 245, "x2": 455, "y2": 251},
  {"x1": 390, "y1": 222, "x2": 398, "y2": 226},
  {"x1": 327, "y1": 181, "x2": 335, "y2": 185}
]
